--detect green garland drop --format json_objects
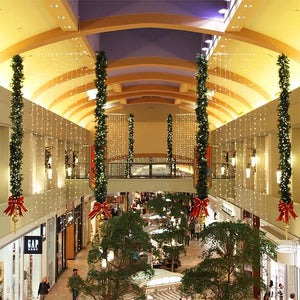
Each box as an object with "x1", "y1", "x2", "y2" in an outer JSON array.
[
  {"x1": 195, "y1": 54, "x2": 209, "y2": 200},
  {"x1": 277, "y1": 54, "x2": 291, "y2": 204},
  {"x1": 167, "y1": 114, "x2": 173, "y2": 162},
  {"x1": 128, "y1": 113, "x2": 134, "y2": 163},
  {"x1": 10, "y1": 55, "x2": 24, "y2": 199},
  {"x1": 94, "y1": 51, "x2": 108, "y2": 203}
]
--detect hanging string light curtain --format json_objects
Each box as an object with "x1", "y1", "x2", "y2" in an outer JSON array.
[
  {"x1": 89, "y1": 51, "x2": 110, "y2": 219},
  {"x1": 4, "y1": 55, "x2": 27, "y2": 230},
  {"x1": 128, "y1": 113, "x2": 134, "y2": 163},
  {"x1": 190, "y1": 54, "x2": 210, "y2": 219},
  {"x1": 276, "y1": 54, "x2": 297, "y2": 224},
  {"x1": 167, "y1": 114, "x2": 173, "y2": 162}
]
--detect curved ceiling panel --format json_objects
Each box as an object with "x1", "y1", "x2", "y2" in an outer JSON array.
[{"x1": 0, "y1": 0, "x2": 299, "y2": 131}]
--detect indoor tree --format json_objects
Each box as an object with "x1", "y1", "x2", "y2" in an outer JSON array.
[
  {"x1": 68, "y1": 211, "x2": 153, "y2": 300},
  {"x1": 147, "y1": 193, "x2": 190, "y2": 272},
  {"x1": 181, "y1": 221, "x2": 276, "y2": 300}
]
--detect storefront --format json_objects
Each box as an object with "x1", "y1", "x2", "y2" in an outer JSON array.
[
  {"x1": 56, "y1": 214, "x2": 67, "y2": 278},
  {"x1": 0, "y1": 227, "x2": 43, "y2": 300}
]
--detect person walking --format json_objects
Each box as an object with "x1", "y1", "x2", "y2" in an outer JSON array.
[
  {"x1": 71, "y1": 268, "x2": 79, "y2": 300},
  {"x1": 37, "y1": 277, "x2": 50, "y2": 300}
]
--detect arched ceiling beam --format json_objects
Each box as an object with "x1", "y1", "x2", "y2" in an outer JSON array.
[
  {"x1": 65, "y1": 85, "x2": 237, "y2": 119},
  {"x1": 76, "y1": 98, "x2": 225, "y2": 126},
  {"x1": 48, "y1": 73, "x2": 252, "y2": 110},
  {"x1": 32, "y1": 57, "x2": 269, "y2": 101},
  {"x1": 1, "y1": 14, "x2": 300, "y2": 64}
]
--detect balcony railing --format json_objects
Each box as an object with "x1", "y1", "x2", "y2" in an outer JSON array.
[{"x1": 107, "y1": 162, "x2": 194, "y2": 179}]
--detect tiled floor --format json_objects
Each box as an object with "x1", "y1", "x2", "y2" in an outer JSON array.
[{"x1": 47, "y1": 239, "x2": 202, "y2": 300}]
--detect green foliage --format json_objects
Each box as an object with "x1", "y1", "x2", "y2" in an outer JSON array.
[
  {"x1": 10, "y1": 55, "x2": 24, "y2": 199},
  {"x1": 277, "y1": 54, "x2": 291, "y2": 204},
  {"x1": 68, "y1": 211, "x2": 153, "y2": 300},
  {"x1": 128, "y1": 113, "x2": 134, "y2": 163},
  {"x1": 181, "y1": 221, "x2": 277, "y2": 299},
  {"x1": 195, "y1": 54, "x2": 209, "y2": 200},
  {"x1": 94, "y1": 51, "x2": 108, "y2": 203},
  {"x1": 167, "y1": 114, "x2": 173, "y2": 162},
  {"x1": 147, "y1": 193, "x2": 190, "y2": 271}
]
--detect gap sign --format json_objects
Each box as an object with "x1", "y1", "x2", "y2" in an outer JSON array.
[{"x1": 24, "y1": 236, "x2": 43, "y2": 254}]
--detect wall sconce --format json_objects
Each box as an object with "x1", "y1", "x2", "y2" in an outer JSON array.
[
  {"x1": 47, "y1": 168, "x2": 53, "y2": 179},
  {"x1": 231, "y1": 152, "x2": 236, "y2": 166},
  {"x1": 276, "y1": 169, "x2": 282, "y2": 184},
  {"x1": 221, "y1": 164, "x2": 226, "y2": 175},
  {"x1": 246, "y1": 164, "x2": 251, "y2": 178},
  {"x1": 251, "y1": 149, "x2": 257, "y2": 168},
  {"x1": 67, "y1": 166, "x2": 72, "y2": 177}
]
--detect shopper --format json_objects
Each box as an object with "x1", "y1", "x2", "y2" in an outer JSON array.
[
  {"x1": 278, "y1": 283, "x2": 284, "y2": 300},
  {"x1": 71, "y1": 268, "x2": 79, "y2": 300},
  {"x1": 37, "y1": 277, "x2": 50, "y2": 300},
  {"x1": 289, "y1": 293, "x2": 295, "y2": 299}
]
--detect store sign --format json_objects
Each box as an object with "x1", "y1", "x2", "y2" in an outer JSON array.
[
  {"x1": 24, "y1": 236, "x2": 43, "y2": 254},
  {"x1": 222, "y1": 203, "x2": 235, "y2": 216}
]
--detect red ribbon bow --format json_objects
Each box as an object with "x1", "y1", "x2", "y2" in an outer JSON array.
[
  {"x1": 89, "y1": 201, "x2": 112, "y2": 219},
  {"x1": 3, "y1": 196, "x2": 28, "y2": 217},
  {"x1": 190, "y1": 197, "x2": 209, "y2": 218},
  {"x1": 276, "y1": 201, "x2": 297, "y2": 223}
]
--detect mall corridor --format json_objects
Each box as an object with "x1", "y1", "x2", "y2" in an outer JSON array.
[{"x1": 46, "y1": 239, "x2": 202, "y2": 300}]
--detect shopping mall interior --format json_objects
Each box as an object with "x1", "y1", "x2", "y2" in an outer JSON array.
[{"x1": 0, "y1": 0, "x2": 300, "y2": 299}]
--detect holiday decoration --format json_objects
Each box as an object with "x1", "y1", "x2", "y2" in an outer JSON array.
[
  {"x1": 89, "y1": 51, "x2": 110, "y2": 219},
  {"x1": 276, "y1": 54, "x2": 297, "y2": 229},
  {"x1": 88, "y1": 201, "x2": 111, "y2": 219},
  {"x1": 191, "y1": 54, "x2": 210, "y2": 223},
  {"x1": 167, "y1": 114, "x2": 173, "y2": 162},
  {"x1": 3, "y1": 55, "x2": 27, "y2": 231},
  {"x1": 128, "y1": 113, "x2": 134, "y2": 163},
  {"x1": 190, "y1": 197, "x2": 209, "y2": 218}
]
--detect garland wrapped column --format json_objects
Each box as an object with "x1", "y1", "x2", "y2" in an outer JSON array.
[
  {"x1": 167, "y1": 114, "x2": 173, "y2": 162},
  {"x1": 89, "y1": 51, "x2": 110, "y2": 219},
  {"x1": 190, "y1": 54, "x2": 209, "y2": 227},
  {"x1": 276, "y1": 54, "x2": 297, "y2": 232},
  {"x1": 3, "y1": 55, "x2": 27, "y2": 231}
]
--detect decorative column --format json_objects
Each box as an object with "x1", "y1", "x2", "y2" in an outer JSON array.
[
  {"x1": 276, "y1": 54, "x2": 297, "y2": 237},
  {"x1": 190, "y1": 54, "x2": 210, "y2": 229},
  {"x1": 3, "y1": 55, "x2": 27, "y2": 232},
  {"x1": 88, "y1": 51, "x2": 111, "y2": 223}
]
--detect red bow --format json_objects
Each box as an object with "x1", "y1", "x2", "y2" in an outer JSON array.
[
  {"x1": 89, "y1": 201, "x2": 111, "y2": 219},
  {"x1": 190, "y1": 198, "x2": 209, "y2": 218},
  {"x1": 4, "y1": 196, "x2": 28, "y2": 217},
  {"x1": 277, "y1": 201, "x2": 297, "y2": 223}
]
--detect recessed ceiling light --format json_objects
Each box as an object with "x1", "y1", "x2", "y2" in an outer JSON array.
[
  {"x1": 231, "y1": 25, "x2": 240, "y2": 29},
  {"x1": 220, "y1": 45, "x2": 225, "y2": 48},
  {"x1": 244, "y1": 4, "x2": 253, "y2": 8},
  {"x1": 72, "y1": 37, "x2": 78, "y2": 40},
  {"x1": 57, "y1": 16, "x2": 66, "y2": 19},
  {"x1": 218, "y1": 8, "x2": 228, "y2": 14},
  {"x1": 64, "y1": 25, "x2": 72, "y2": 29},
  {"x1": 237, "y1": 16, "x2": 245, "y2": 19},
  {"x1": 50, "y1": 4, "x2": 59, "y2": 8}
]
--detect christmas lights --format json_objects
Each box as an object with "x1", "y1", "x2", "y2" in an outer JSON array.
[
  {"x1": 128, "y1": 113, "x2": 134, "y2": 163},
  {"x1": 167, "y1": 114, "x2": 173, "y2": 162}
]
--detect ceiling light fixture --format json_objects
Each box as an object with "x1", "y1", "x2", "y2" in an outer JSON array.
[
  {"x1": 86, "y1": 89, "x2": 97, "y2": 100},
  {"x1": 64, "y1": 25, "x2": 72, "y2": 29},
  {"x1": 201, "y1": 47, "x2": 208, "y2": 51},
  {"x1": 57, "y1": 16, "x2": 66, "y2": 19},
  {"x1": 218, "y1": 8, "x2": 227, "y2": 14},
  {"x1": 205, "y1": 39, "x2": 213, "y2": 44},
  {"x1": 50, "y1": 4, "x2": 59, "y2": 8}
]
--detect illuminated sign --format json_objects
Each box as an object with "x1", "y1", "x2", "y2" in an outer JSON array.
[{"x1": 24, "y1": 236, "x2": 43, "y2": 254}]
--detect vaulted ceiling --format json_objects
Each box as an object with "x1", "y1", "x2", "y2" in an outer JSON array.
[{"x1": 0, "y1": 0, "x2": 299, "y2": 131}]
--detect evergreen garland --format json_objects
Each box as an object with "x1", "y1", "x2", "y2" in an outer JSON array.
[
  {"x1": 195, "y1": 54, "x2": 209, "y2": 200},
  {"x1": 277, "y1": 54, "x2": 292, "y2": 204},
  {"x1": 167, "y1": 114, "x2": 173, "y2": 162},
  {"x1": 94, "y1": 51, "x2": 108, "y2": 203},
  {"x1": 9, "y1": 55, "x2": 24, "y2": 199},
  {"x1": 128, "y1": 113, "x2": 134, "y2": 163}
]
